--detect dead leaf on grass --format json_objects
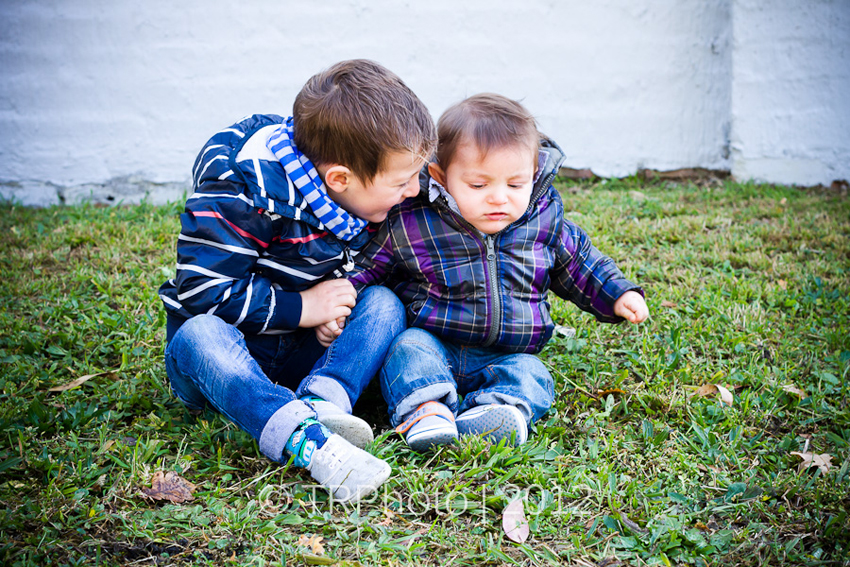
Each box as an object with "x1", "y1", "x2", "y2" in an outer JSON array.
[
  {"x1": 140, "y1": 471, "x2": 196, "y2": 503},
  {"x1": 777, "y1": 279, "x2": 787, "y2": 290},
  {"x1": 694, "y1": 383, "x2": 734, "y2": 406},
  {"x1": 302, "y1": 555, "x2": 336, "y2": 565},
  {"x1": 597, "y1": 388, "x2": 627, "y2": 398},
  {"x1": 502, "y1": 498, "x2": 529, "y2": 543},
  {"x1": 661, "y1": 300, "x2": 678, "y2": 308},
  {"x1": 48, "y1": 371, "x2": 108, "y2": 392},
  {"x1": 790, "y1": 452, "x2": 833, "y2": 474},
  {"x1": 297, "y1": 535, "x2": 325, "y2": 556},
  {"x1": 782, "y1": 384, "x2": 807, "y2": 398}
]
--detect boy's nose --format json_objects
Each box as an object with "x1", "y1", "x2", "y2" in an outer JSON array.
[
  {"x1": 402, "y1": 183, "x2": 420, "y2": 199},
  {"x1": 488, "y1": 187, "x2": 509, "y2": 204}
]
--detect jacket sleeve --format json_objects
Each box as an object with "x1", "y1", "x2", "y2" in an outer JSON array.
[
  {"x1": 549, "y1": 218, "x2": 643, "y2": 323},
  {"x1": 347, "y1": 218, "x2": 397, "y2": 293},
  {"x1": 172, "y1": 183, "x2": 302, "y2": 333}
]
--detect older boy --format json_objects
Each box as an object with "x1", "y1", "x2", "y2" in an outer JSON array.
[{"x1": 159, "y1": 60, "x2": 436, "y2": 501}]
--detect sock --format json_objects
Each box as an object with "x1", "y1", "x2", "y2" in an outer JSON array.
[{"x1": 283, "y1": 418, "x2": 331, "y2": 468}]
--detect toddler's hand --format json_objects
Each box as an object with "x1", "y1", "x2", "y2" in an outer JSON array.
[
  {"x1": 613, "y1": 290, "x2": 649, "y2": 324},
  {"x1": 315, "y1": 317, "x2": 346, "y2": 347},
  {"x1": 299, "y1": 279, "x2": 357, "y2": 329}
]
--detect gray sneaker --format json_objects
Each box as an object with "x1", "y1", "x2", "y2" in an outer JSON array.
[
  {"x1": 303, "y1": 397, "x2": 374, "y2": 449},
  {"x1": 455, "y1": 404, "x2": 529, "y2": 446}
]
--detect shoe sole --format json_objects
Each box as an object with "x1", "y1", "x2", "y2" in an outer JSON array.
[
  {"x1": 320, "y1": 414, "x2": 374, "y2": 448},
  {"x1": 456, "y1": 405, "x2": 527, "y2": 445},
  {"x1": 406, "y1": 429, "x2": 458, "y2": 452}
]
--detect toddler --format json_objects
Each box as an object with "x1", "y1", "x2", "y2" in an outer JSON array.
[{"x1": 349, "y1": 93, "x2": 648, "y2": 450}]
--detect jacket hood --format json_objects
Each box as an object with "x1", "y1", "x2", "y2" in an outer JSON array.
[{"x1": 192, "y1": 114, "x2": 327, "y2": 229}]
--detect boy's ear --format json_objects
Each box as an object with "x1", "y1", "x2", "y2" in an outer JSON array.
[
  {"x1": 428, "y1": 163, "x2": 447, "y2": 187},
  {"x1": 323, "y1": 165, "x2": 352, "y2": 194}
]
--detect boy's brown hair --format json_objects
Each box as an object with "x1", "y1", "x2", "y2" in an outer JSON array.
[
  {"x1": 435, "y1": 93, "x2": 539, "y2": 168},
  {"x1": 293, "y1": 59, "x2": 436, "y2": 182}
]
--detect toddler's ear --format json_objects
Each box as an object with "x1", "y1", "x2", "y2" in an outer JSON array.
[
  {"x1": 428, "y1": 163, "x2": 447, "y2": 187},
  {"x1": 323, "y1": 165, "x2": 352, "y2": 194}
]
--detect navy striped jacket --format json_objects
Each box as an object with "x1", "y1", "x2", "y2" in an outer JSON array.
[
  {"x1": 159, "y1": 114, "x2": 376, "y2": 335},
  {"x1": 348, "y1": 139, "x2": 642, "y2": 354}
]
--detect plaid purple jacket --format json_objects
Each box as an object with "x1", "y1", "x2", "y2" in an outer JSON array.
[{"x1": 348, "y1": 139, "x2": 642, "y2": 354}]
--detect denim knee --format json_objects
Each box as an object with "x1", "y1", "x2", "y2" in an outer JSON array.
[
  {"x1": 380, "y1": 328, "x2": 458, "y2": 425},
  {"x1": 355, "y1": 285, "x2": 406, "y2": 332},
  {"x1": 165, "y1": 314, "x2": 245, "y2": 408}
]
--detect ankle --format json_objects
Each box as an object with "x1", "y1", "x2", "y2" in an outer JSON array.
[{"x1": 284, "y1": 418, "x2": 332, "y2": 468}]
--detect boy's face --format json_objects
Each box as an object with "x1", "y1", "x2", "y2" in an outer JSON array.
[
  {"x1": 328, "y1": 151, "x2": 424, "y2": 223},
  {"x1": 432, "y1": 142, "x2": 536, "y2": 235}
]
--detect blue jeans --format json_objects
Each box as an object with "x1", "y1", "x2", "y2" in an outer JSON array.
[
  {"x1": 380, "y1": 327, "x2": 555, "y2": 428},
  {"x1": 164, "y1": 286, "x2": 405, "y2": 463}
]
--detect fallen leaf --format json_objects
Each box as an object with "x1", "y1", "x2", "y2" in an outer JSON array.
[
  {"x1": 694, "y1": 384, "x2": 734, "y2": 406},
  {"x1": 597, "y1": 388, "x2": 627, "y2": 398},
  {"x1": 48, "y1": 372, "x2": 107, "y2": 392},
  {"x1": 790, "y1": 452, "x2": 832, "y2": 474},
  {"x1": 502, "y1": 498, "x2": 529, "y2": 543},
  {"x1": 661, "y1": 300, "x2": 678, "y2": 308},
  {"x1": 140, "y1": 471, "x2": 196, "y2": 503},
  {"x1": 296, "y1": 535, "x2": 325, "y2": 556},
  {"x1": 777, "y1": 279, "x2": 787, "y2": 290},
  {"x1": 302, "y1": 555, "x2": 335, "y2": 566},
  {"x1": 782, "y1": 384, "x2": 806, "y2": 398}
]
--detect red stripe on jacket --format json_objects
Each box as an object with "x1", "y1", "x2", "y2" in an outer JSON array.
[
  {"x1": 192, "y1": 211, "x2": 270, "y2": 248},
  {"x1": 275, "y1": 231, "x2": 329, "y2": 244}
]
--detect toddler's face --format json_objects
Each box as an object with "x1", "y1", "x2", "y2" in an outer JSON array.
[
  {"x1": 438, "y1": 143, "x2": 536, "y2": 235},
  {"x1": 334, "y1": 151, "x2": 424, "y2": 223}
]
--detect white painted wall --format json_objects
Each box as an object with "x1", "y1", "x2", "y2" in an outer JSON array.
[
  {"x1": 0, "y1": 0, "x2": 846, "y2": 206},
  {"x1": 731, "y1": 0, "x2": 850, "y2": 186}
]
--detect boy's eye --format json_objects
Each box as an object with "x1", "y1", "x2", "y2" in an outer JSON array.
[
  {"x1": 469, "y1": 183, "x2": 485, "y2": 189},
  {"x1": 509, "y1": 184, "x2": 525, "y2": 190}
]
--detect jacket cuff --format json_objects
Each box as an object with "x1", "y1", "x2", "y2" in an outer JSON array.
[
  {"x1": 598, "y1": 280, "x2": 644, "y2": 323},
  {"x1": 269, "y1": 289, "x2": 302, "y2": 330}
]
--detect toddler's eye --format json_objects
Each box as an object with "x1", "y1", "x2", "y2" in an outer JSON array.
[{"x1": 469, "y1": 184, "x2": 485, "y2": 189}]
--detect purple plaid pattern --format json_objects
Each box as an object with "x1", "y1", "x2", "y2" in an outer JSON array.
[{"x1": 349, "y1": 142, "x2": 642, "y2": 354}]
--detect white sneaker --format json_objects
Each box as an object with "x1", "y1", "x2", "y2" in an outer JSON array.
[
  {"x1": 306, "y1": 434, "x2": 391, "y2": 503},
  {"x1": 395, "y1": 401, "x2": 458, "y2": 452},
  {"x1": 455, "y1": 404, "x2": 528, "y2": 446},
  {"x1": 303, "y1": 397, "x2": 374, "y2": 449}
]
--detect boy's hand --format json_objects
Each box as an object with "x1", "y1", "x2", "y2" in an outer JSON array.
[
  {"x1": 299, "y1": 279, "x2": 357, "y2": 329},
  {"x1": 315, "y1": 317, "x2": 346, "y2": 347},
  {"x1": 613, "y1": 290, "x2": 649, "y2": 324}
]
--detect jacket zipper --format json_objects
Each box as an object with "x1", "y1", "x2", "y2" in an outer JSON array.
[
  {"x1": 432, "y1": 154, "x2": 558, "y2": 347},
  {"x1": 483, "y1": 235, "x2": 501, "y2": 347}
]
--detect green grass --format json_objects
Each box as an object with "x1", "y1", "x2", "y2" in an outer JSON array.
[{"x1": 1, "y1": 177, "x2": 848, "y2": 566}]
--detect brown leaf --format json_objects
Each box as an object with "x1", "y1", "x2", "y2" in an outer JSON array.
[
  {"x1": 660, "y1": 300, "x2": 678, "y2": 308},
  {"x1": 597, "y1": 388, "x2": 627, "y2": 398},
  {"x1": 502, "y1": 498, "x2": 529, "y2": 543},
  {"x1": 782, "y1": 384, "x2": 806, "y2": 398},
  {"x1": 140, "y1": 471, "x2": 196, "y2": 503},
  {"x1": 790, "y1": 452, "x2": 833, "y2": 474},
  {"x1": 777, "y1": 279, "x2": 787, "y2": 290},
  {"x1": 694, "y1": 384, "x2": 733, "y2": 406},
  {"x1": 297, "y1": 535, "x2": 325, "y2": 556},
  {"x1": 48, "y1": 372, "x2": 107, "y2": 392}
]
